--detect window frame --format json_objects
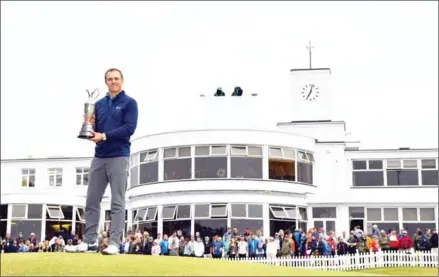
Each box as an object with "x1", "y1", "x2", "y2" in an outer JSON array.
[
  {"x1": 140, "y1": 149, "x2": 159, "y2": 163},
  {"x1": 21, "y1": 168, "x2": 36, "y2": 188},
  {"x1": 46, "y1": 205, "x2": 65, "y2": 219},
  {"x1": 75, "y1": 167, "x2": 89, "y2": 186},
  {"x1": 48, "y1": 168, "x2": 63, "y2": 187}
]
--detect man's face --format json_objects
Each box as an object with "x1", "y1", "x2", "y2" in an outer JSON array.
[{"x1": 105, "y1": 70, "x2": 123, "y2": 93}]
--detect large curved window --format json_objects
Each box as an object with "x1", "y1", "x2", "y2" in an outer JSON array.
[
  {"x1": 139, "y1": 149, "x2": 159, "y2": 185},
  {"x1": 163, "y1": 147, "x2": 192, "y2": 181},
  {"x1": 194, "y1": 146, "x2": 227, "y2": 179},
  {"x1": 131, "y1": 144, "x2": 315, "y2": 186},
  {"x1": 230, "y1": 146, "x2": 263, "y2": 179}
]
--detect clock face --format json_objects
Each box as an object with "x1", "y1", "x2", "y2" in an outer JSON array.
[{"x1": 301, "y1": 84, "x2": 320, "y2": 101}]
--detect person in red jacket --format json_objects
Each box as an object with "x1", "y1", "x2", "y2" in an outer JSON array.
[
  {"x1": 399, "y1": 230, "x2": 413, "y2": 253},
  {"x1": 388, "y1": 230, "x2": 400, "y2": 251}
]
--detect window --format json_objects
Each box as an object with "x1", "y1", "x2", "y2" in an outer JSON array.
[
  {"x1": 48, "y1": 168, "x2": 63, "y2": 187},
  {"x1": 367, "y1": 208, "x2": 382, "y2": 221},
  {"x1": 230, "y1": 146, "x2": 263, "y2": 179},
  {"x1": 402, "y1": 207, "x2": 437, "y2": 235},
  {"x1": 386, "y1": 159, "x2": 418, "y2": 186},
  {"x1": 139, "y1": 149, "x2": 159, "y2": 184},
  {"x1": 76, "y1": 168, "x2": 89, "y2": 186},
  {"x1": 231, "y1": 204, "x2": 263, "y2": 218},
  {"x1": 349, "y1": 207, "x2": 365, "y2": 218},
  {"x1": 176, "y1": 205, "x2": 191, "y2": 219},
  {"x1": 312, "y1": 207, "x2": 336, "y2": 218},
  {"x1": 194, "y1": 145, "x2": 227, "y2": 179},
  {"x1": 268, "y1": 147, "x2": 297, "y2": 181},
  {"x1": 383, "y1": 208, "x2": 398, "y2": 221},
  {"x1": 134, "y1": 207, "x2": 157, "y2": 222},
  {"x1": 352, "y1": 160, "x2": 384, "y2": 187},
  {"x1": 76, "y1": 207, "x2": 85, "y2": 222},
  {"x1": 297, "y1": 150, "x2": 314, "y2": 184},
  {"x1": 162, "y1": 206, "x2": 176, "y2": 220},
  {"x1": 11, "y1": 204, "x2": 26, "y2": 219},
  {"x1": 46, "y1": 206, "x2": 64, "y2": 219},
  {"x1": 421, "y1": 159, "x2": 438, "y2": 186},
  {"x1": 163, "y1": 147, "x2": 192, "y2": 181},
  {"x1": 269, "y1": 206, "x2": 297, "y2": 219},
  {"x1": 21, "y1": 169, "x2": 35, "y2": 187},
  {"x1": 27, "y1": 204, "x2": 43, "y2": 219},
  {"x1": 194, "y1": 204, "x2": 210, "y2": 218},
  {"x1": 211, "y1": 205, "x2": 227, "y2": 218}
]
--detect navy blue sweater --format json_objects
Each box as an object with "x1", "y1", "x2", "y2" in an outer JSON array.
[{"x1": 94, "y1": 91, "x2": 138, "y2": 158}]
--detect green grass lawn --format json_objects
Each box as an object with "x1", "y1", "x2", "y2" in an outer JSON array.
[{"x1": 1, "y1": 253, "x2": 437, "y2": 276}]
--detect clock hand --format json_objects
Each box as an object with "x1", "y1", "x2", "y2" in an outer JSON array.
[{"x1": 306, "y1": 87, "x2": 313, "y2": 100}]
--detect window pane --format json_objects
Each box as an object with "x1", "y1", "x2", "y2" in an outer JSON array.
[
  {"x1": 27, "y1": 204, "x2": 43, "y2": 219},
  {"x1": 177, "y1": 205, "x2": 191, "y2": 219},
  {"x1": 387, "y1": 160, "x2": 401, "y2": 168},
  {"x1": 367, "y1": 208, "x2": 381, "y2": 221},
  {"x1": 231, "y1": 146, "x2": 247, "y2": 156},
  {"x1": 146, "y1": 207, "x2": 157, "y2": 221},
  {"x1": 194, "y1": 219, "x2": 227, "y2": 239},
  {"x1": 83, "y1": 173, "x2": 89, "y2": 186},
  {"x1": 420, "y1": 208, "x2": 435, "y2": 221},
  {"x1": 422, "y1": 159, "x2": 436, "y2": 169},
  {"x1": 403, "y1": 160, "x2": 417, "y2": 168},
  {"x1": 248, "y1": 204, "x2": 263, "y2": 218},
  {"x1": 12, "y1": 204, "x2": 26, "y2": 218},
  {"x1": 269, "y1": 147, "x2": 282, "y2": 157},
  {"x1": 283, "y1": 148, "x2": 295, "y2": 159},
  {"x1": 349, "y1": 207, "x2": 365, "y2": 218},
  {"x1": 211, "y1": 146, "x2": 226, "y2": 155},
  {"x1": 422, "y1": 170, "x2": 438, "y2": 185},
  {"x1": 284, "y1": 207, "x2": 297, "y2": 219},
  {"x1": 136, "y1": 209, "x2": 147, "y2": 221},
  {"x1": 139, "y1": 162, "x2": 158, "y2": 184},
  {"x1": 194, "y1": 204, "x2": 209, "y2": 218},
  {"x1": 269, "y1": 160, "x2": 295, "y2": 181},
  {"x1": 270, "y1": 207, "x2": 286, "y2": 218},
  {"x1": 231, "y1": 204, "x2": 246, "y2": 217},
  {"x1": 231, "y1": 219, "x2": 263, "y2": 235},
  {"x1": 403, "y1": 223, "x2": 436, "y2": 236},
  {"x1": 230, "y1": 157, "x2": 263, "y2": 179},
  {"x1": 297, "y1": 162, "x2": 313, "y2": 184},
  {"x1": 312, "y1": 207, "x2": 336, "y2": 218},
  {"x1": 299, "y1": 207, "x2": 308, "y2": 220},
  {"x1": 248, "y1": 146, "x2": 262, "y2": 156},
  {"x1": 194, "y1": 157, "x2": 227, "y2": 179},
  {"x1": 76, "y1": 174, "x2": 82, "y2": 185},
  {"x1": 10, "y1": 220, "x2": 42, "y2": 242},
  {"x1": 162, "y1": 206, "x2": 176, "y2": 219},
  {"x1": 383, "y1": 208, "x2": 398, "y2": 221},
  {"x1": 314, "y1": 220, "x2": 323, "y2": 229},
  {"x1": 326, "y1": 221, "x2": 336, "y2": 233},
  {"x1": 163, "y1": 148, "x2": 176, "y2": 158},
  {"x1": 211, "y1": 205, "x2": 227, "y2": 217},
  {"x1": 353, "y1": 161, "x2": 367, "y2": 170},
  {"x1": 387, "y1": 170, "x2": 419, "y2": 186},
  {"x1": 164, "y1": 158, "x2": 192, "y2": 180},
  {"x1": 28, "y1": 176, "x2": 35, "y2": 187},
  {"x1": 403, "y1": 208, "x2": 418, "y2": 221},
  {"x1": 195, "y1": 146, "x2": 209, "y2": 156},
  {"x1": 368, "y1": 160, "x2": 383, "y2": 170},
  {"x1": 353, "y1": 172, "x2": 384, "y2": 186},
  {"x1": 178, "y1": 147, "x2": 191, "y2": 157}
]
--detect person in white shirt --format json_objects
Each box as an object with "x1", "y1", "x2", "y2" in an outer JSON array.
[
  {"x1": 266, "y1": 237, "x2": 277, "y2": 260},
  {"x1": 194, "y1": 238, "x2": 204, "y2": 258},
  {"x1": 64, "y1": 239, "x2": 77, "y2": 253},
  {"x1": 151, "y1": 240, "x2": 161, "y2": 256},
  {"x1": 237, "y1": 236, "x2": 248, "y2": 259}
]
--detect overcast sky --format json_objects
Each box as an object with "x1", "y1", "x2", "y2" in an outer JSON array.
[{"x1": 1, "y1": 1, "x2": 437, "y2": 159}]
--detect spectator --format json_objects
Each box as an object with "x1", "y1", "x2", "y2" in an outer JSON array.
[
  {"x1": 266, "y1": 237, "x2": 277, "y2": 259},
  {"x1": 194, "y1": 237, "x2": 204, "y2": 258},
  {"x1": 151, "y1": 240, "x2": 160, "y2": 256},
  {"x1": 237, "y1": 236, "x2": 248, "y2": 259},
  {"x1": 159, "y1": 235, "x2": 169, "y2": 256},
  {"x1": 379, "y1": 230, "x2": 390, "y2": 252},
  {"x1": 388, "y1": 230, "x2": 399, "y2": 252},
  {"x1": 430, "y1": 229, "x2": 438, "y2": 254},
  {"x1": 336, "y1": 237, "x2": 348, "y2": 255},
  {"x1": 399, "y1": 230, "x2": 412, "y2": 253},
  {"x1": 211, "y1": 236, "x2": 224, "y2": 259}
]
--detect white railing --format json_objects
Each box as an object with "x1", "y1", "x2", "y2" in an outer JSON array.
[{"x1": 220, "y1": 251, "x2": 439, "y2": 271}]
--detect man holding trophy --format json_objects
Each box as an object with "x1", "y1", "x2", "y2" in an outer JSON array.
[{"x1": 78, "y1": 68, "x2": 138, "y2": 255}]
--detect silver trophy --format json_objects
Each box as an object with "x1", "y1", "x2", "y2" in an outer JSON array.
[{"x1": 77, "y1": 89, "x2": 101, "y2": 139}]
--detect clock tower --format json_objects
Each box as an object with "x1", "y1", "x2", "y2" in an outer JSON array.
[{"x1": 289, "y1": 67, "x2": 332, "y2": 121}]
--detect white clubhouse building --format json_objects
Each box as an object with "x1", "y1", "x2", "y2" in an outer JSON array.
[{"x1": 1, "y1": 68, "x2": 437, "y2": 241}]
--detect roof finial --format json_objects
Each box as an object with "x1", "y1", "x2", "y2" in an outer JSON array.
[{"x1": 306, "y1": 41, "x2": 315, "y2": 69}]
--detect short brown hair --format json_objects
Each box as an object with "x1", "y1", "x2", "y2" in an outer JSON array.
[{"x1": 104, "y1": 68, "x2": 124, "y2": 81}]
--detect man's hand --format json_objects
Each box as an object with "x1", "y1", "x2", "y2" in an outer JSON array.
[
  {"x1": 89, "y1": 131, "x2": 104, "y2": 143},
  {"x1": 84, "y1": 115, "x2": 95, "y2": 125}
]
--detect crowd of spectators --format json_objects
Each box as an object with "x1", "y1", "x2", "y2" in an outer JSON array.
[{"x1": 1, "y1": 225, "x2": 438, "y2": 258}]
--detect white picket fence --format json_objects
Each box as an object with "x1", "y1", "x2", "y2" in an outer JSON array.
[{"x1": 221, "y1": 251, "x2": 439, "y2": 271}]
